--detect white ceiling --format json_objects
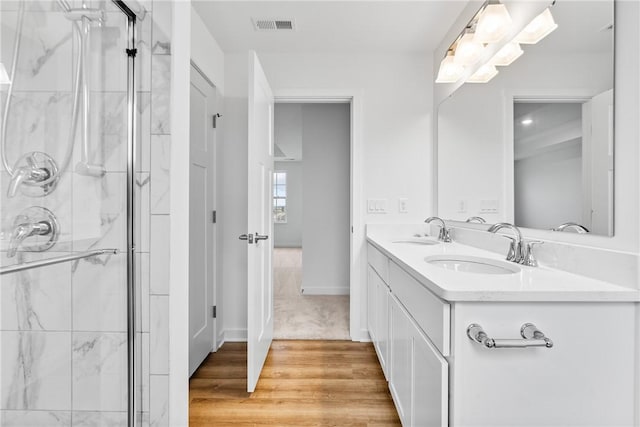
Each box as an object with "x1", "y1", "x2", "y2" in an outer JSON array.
[{"x1": 192, "y1": 1, "x2": 469, "y2": 54}]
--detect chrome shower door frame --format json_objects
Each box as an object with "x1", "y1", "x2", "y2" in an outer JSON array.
[{"x1": 111, "y1": 2, "x2": 138, "y2": 426}]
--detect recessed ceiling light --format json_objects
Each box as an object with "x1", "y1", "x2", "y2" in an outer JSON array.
[{"x1": 521, "y1": 118, "x2": 533, "y2": 126}]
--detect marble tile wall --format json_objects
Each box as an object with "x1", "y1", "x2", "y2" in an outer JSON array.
[
  {"x1": 147, "y1": 1, "x2": 172, "y2": 424},
  {"x1": 0, "y1": 0, "x2": 169, "y2": 425}
]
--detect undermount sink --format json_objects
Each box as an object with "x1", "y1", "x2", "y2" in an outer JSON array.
[
  {"x1": 392, "y1": 237, "x2": 440, "y2": 246},
  {"x1": 424, "y1": 255, "x2": 521, "y2": 275}
]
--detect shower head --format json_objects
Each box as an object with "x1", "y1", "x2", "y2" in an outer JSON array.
[{"x1": 75, "y1": 162, "x2": 106, "y2": 178}]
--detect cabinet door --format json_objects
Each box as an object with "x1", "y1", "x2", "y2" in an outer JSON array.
[
  {"x1": 411, "y1": 323, "x2": 448, "y2": 427},
  {"x1": 367, "y1": 266, "x2": 378, "y2": 342},
  {"x1": 389, "y1": 295, "x2": 413, "y2": 426},
  {"x1": 376, "y1": 281, "x2": 390, "y2": 379}
]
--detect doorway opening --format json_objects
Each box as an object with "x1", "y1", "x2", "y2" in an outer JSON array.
[{"x1": 272, "y1": 102, "x2": 351, "y2": 340}]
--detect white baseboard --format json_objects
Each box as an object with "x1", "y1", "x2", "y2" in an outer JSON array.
[
  {"x1": 301, "y1": 287, "x2": 350, "y2": 295},
  {"x1": 352, "y1": 329, "x2": 372, "y2": 342},
  {"x1": 222, "y1": 328, "x2": 248, "y2": 342}
]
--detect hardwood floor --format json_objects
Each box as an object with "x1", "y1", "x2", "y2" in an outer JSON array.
[{"x1": 189, "y1": 340, "x2": 401, "y2": 426}]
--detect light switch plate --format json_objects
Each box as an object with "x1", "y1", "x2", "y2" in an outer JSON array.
[{"x1": 367, "y1": 199, "x2": 387, "y2": 214}]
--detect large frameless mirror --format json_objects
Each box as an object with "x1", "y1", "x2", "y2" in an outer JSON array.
[{"x1": 437, "y1": 0, "x2": 614, "y2": 236}]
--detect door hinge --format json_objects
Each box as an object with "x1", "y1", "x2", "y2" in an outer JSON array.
[
  {"x1": 212, "y1": 113, "x2": 221, "y2": 128},
  {"x1": 212, "y1": 306, "x2": 217, "y2": 318},
  {"x1": 212, "y1": 210, "x2": 217, "y2": 223}
]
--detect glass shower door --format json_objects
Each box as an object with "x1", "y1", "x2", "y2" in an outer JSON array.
[{"x1": 0, "y1": 1, "x2": 137, "y2": 425}]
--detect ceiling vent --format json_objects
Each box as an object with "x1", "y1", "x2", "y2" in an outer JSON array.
[{"x1": 253, "y1": 18, "x2": 296, "y2": 31}]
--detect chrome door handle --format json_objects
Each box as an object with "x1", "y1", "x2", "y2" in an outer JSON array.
[
  {"x1": 239, "y1": 233, "x2": 254, "y2": 244},
  {"x1": 254, "y1": 233, "x2": 269, "y2": 242}
]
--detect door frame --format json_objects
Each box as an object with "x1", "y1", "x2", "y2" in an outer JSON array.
[{"x1": 275, "y1": 89, "x2": 365, "y2": 341}]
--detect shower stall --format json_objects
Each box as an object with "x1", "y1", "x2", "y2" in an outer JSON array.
[{"x1": 0, "y1": 0, "x2": 144, "y2": 425}]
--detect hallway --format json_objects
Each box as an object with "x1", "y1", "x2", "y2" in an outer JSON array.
[
  {"x1": 274, "y1": 248, "x2": 350, "y2": 340},
  {"x1": 189, "y1": 341, "x2": 401, "y2": 426}
]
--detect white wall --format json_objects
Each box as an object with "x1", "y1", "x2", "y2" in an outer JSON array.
[
  {"x1": 274, "y1": 161, "x2": 303, "y2": 248},
  {"x1": 514, "y1": 144, "x2": 582, "y2": 229},
  {"x1": 221, "y1": 52, "x2": 434, "y2": 338},
  {"x1": 301, "y1": 103, "x2": 351, "y2": 295},
  {"x1": 190, "y1": 6, "x2": 225, "y2": 95},
  {"x1": 274, "y1": 104, "x2": 302, "y2": 160}
]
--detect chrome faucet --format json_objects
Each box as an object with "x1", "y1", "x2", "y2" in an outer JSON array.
[
  {"x1": 425, "y1": 216, "x2": 451, "y2": 242},
  {"x1": 552, "y1": 222, "x2": 589, "y2": 233},
  {"x1": 466, "y1": 216, "x2": 486, "y2": 224},
  {"x1": 487, "y1": 222, "x2": 524, "y2": 264},
  {"x1": 487, "y1": 222, "x2": 542, "y2": 266},
  {"x1": 7, "y1": 221, "x2": 53, "y2": 258}
]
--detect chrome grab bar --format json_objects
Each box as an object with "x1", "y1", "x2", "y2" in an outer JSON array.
[
  {"x1": 0, "y1": 248, "x2": 119, "y2": 275},
  {"x1": 467, "y1": 323, "x2": 553, "y2": 349}
]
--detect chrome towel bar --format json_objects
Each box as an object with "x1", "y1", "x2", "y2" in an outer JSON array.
[
  {"x1": 0, "y1": 248, "x2": 119, "y2": 275},
  {"x1": 467, "y1": 323, "x2": 553, "y2": 349}
]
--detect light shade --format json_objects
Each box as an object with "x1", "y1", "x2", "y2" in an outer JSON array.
[
  {"x1": 435, "y1": 53, "x2": 465, "y2": 83},
  {"x1": 490, "y1": 42, "x2": 523, "y2": 66},
  {"x1": 0, "y1": 63, "x2": 11, "y2": 84},
  {"x1": 473, "y1": 3, "x2": 512, "y2": 44},
  {"x1": 453, "y1": 33, "x2": 484, "y2": 66},
  {"x1": 467, "y1": 64, "x2": 498, "y2": 83},
  {"x1": 515, "y1": 8, "x2": 558, "y2": 44}
]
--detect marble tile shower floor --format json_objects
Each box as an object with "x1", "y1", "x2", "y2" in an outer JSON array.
[{"x1": 273, "y1": 248, "x2": 350, "y2": 340}]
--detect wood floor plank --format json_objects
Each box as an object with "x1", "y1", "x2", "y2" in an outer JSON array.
[{"x1": 189, "y1": 340, "x2": 401, "y2": 426}]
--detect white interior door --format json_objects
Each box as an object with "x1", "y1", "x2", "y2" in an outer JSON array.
[
  {"x1": 246, "y1": 51, "x2": 274, "y2": 392},
  {"x1": 189, "y1": 64, "x2": 216, "y2": 376}
]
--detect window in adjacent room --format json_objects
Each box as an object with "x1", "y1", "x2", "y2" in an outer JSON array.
[{"x1": 273, "y1": 171, "x2": 287, "y2": 223}]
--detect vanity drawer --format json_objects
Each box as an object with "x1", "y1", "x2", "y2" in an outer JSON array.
[
  {"x1": 389, "y1": 260, "x2": 450, "y2": 356},
  {"x1": 367, "y1": 243, "x2": 389, "y2": 284}
]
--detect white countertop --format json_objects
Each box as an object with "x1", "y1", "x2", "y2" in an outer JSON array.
[{"x1": 367, "y1": 227, "x2": 640, "y2": 302}]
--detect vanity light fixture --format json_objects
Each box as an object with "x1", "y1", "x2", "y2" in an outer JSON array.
[
  {"x1": 490, "y1": 41, "x2": 524, "y2": 66},
  {"x1": 515, "y1": 8, "x2": 558, "y2": 44},
  {"x1": 0, "y1": 63, "x2": 11, "y2": 84},
  {"x1": 435, "y1": 1, "x2": 557, "y2": 85},
  {"x1": 453, "y1": 33, "x2": 485, "y2": 66},
  {"x1": 473, "y1": 2, "x2": 513, "y2": 44},
  {"x1": 467, "y1": 64, "x2": 498, "y2": 83},
  {"x1": 436, "y1": 51, "x2": 466, "y2": 83}
]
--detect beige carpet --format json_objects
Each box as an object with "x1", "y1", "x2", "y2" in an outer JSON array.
[{"x1": 274, "y1": 248, "x2": 350, "y2": 340}]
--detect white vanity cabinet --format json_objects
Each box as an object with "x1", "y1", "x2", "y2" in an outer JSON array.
[
  {"x1": 389, "y1": 293, "x2": 448, "y2": 427},
  {"x1": 367, "y1": 265, "x2": 390, "y2": 377},
  {"x1": 366, "y1": 242, "x2": 637, "y2": 427},
  {"x1": 368, "y1": 243, "x2": 449, "y2": 427}
]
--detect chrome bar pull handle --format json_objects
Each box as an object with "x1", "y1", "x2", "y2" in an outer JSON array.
[{"x1": 467, "y1": 323, "x2": 553, "y2": 349}]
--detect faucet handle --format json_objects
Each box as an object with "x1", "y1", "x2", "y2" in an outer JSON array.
[
  {"x1": 522, "y1": 240, "x2": 543, "y2": 267},
  {"x1": 498, "y1": 235, "x2": 517, "y2": 262}
]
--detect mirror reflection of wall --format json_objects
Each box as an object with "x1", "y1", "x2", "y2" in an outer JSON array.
[
  {"x1": 514, "y1": 102, "x2": 584, "y2": 230},
  {"x1": 436, "y1": 0, "x2": 614, "y2": 236}
]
